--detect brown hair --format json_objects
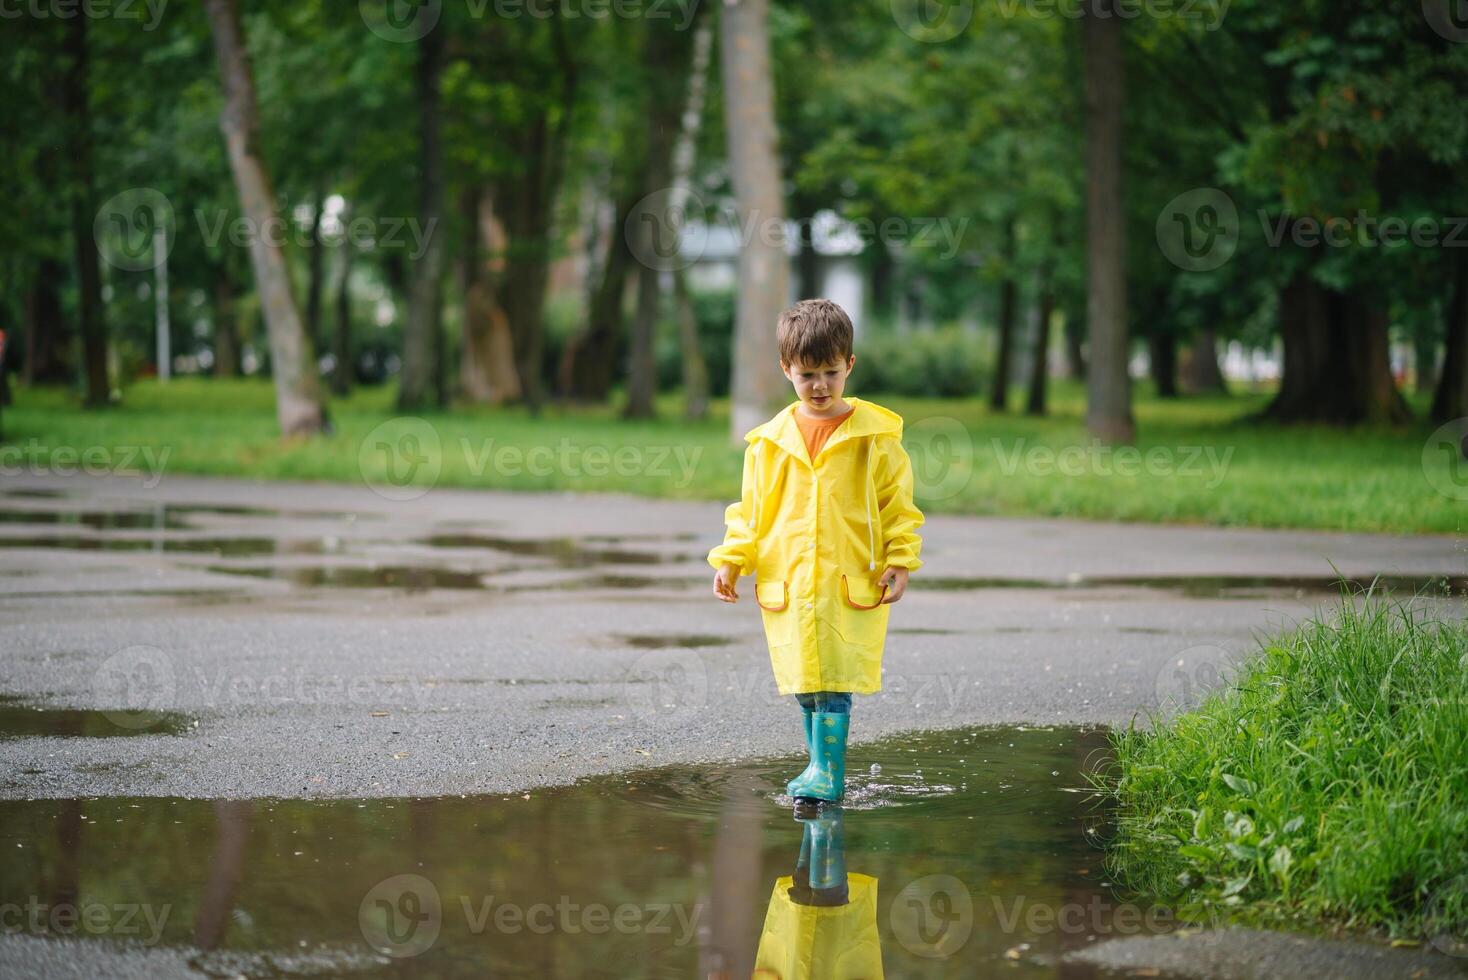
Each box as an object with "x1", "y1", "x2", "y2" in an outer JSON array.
[{"x1": 777, "y1": 298, "x2": 854, "y2": 367}]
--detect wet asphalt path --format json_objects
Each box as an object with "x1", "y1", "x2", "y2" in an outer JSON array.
[{"x1": 0, "y1": 472, "x2": 1463, "y2": 800}]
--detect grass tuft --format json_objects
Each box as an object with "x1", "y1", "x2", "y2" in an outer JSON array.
[{"x1": 1091, "y1": 594, "x2": 1468, "y2": 942}]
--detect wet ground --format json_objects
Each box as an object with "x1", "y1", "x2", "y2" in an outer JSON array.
[
  {"x1": 0, "y1": 473, "x2": 1465, "y2": 977},
  {"x1": 0, "y1": 725, "x2": 1201, "y2": 979}
]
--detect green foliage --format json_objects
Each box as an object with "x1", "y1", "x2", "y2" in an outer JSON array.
[
  {"x1": 1095, "y1": 598, "x2": 1468, "y2": 939},
  {"x1": 853, "y1": 325, "x2": 991, "y2": 399}
]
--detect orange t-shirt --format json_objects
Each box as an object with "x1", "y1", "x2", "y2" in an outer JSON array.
[{"x1": 794, "y1": 404, "x2": 856, "y2": 463}]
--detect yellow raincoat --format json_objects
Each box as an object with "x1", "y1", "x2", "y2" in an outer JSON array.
[
  {"x1": 707, "y1": 396, "x2": 925, "y2": 695},
  {"x1": 752, "y1": 874, "x2": 884, "y2": 980}
]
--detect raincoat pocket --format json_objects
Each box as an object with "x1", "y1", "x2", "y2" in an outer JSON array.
[
  {"x1": 835, "y1": 572, "x2": 890, "y2": 664},
  {"x1": 756, "y1": 580, "x2": 795, "y2": 652}
]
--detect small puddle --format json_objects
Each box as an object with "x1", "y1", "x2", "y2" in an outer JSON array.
[
  {"x1": 0, "y1": 510, "x2": 193, "y2": 529},
  {"x1": 204, "y1": 565, "x2": 487, "y2": 591},
  {"x1": 0, "y1": 726, "x2": 1195, "y2": 978},
  {"x1": 615, "y1": 633, "x2": 733, "y2": 649},
  {"x1": 0, "y1": 700, "x2": 192, "y2": 738},
  {"x1": 921, "y1": 573, "x2": 1468, "y2": 598},
  {"x1": 0, "y1": 536, "x2": 288, "y2": 556},
  {"x1": 422, "y1": 534, "x2": 694, "y2": 566}
]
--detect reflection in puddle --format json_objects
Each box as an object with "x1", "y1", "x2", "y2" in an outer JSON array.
[
  {"x1": 204, "y1": 565, "x2": 487, "y2": 591},
  {"x1": 0, "y1": 536, "x2": 289, "y2": 556},
  {"x1": 422, "y1": 533, "x2": 694, "y2": 566},
  {"x1": 0, "y1": 726, "x2": 1193, "y2": 978},
  {"x1": 0, "y1": 700, "x2": 192, "y2": 738},
  {"x1": 0, "y1": 510, "x2": 193, "y2": 529}
]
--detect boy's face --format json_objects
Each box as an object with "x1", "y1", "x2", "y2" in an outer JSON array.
[{"x1": 781, "y1": 353, "x2": 856, "y2": 415}]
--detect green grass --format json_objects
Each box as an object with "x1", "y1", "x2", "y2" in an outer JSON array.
[
  {"x1": 0, "y1": 377, "x2": 1461, "y2": 534},
  {"x1": 1092, "y1": 597, "x2": 1468, "y2": 945}
]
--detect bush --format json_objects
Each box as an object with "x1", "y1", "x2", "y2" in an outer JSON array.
[{"x1": 853, "y1": 324, "x2": 990, "y2": 398}]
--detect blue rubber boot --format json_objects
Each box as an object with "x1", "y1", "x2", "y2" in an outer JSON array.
[
  {"x1": 785, "y1": 707, "x2": 817, "y2": 797},
  {"x1": 787, "y1": 711, "x2": 849, "y2": 802}
]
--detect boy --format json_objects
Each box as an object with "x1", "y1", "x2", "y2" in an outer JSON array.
[{"x1": 709, "y1": 298, "x2": 925, "y2": 804}]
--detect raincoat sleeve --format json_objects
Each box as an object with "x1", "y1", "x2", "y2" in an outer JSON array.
[
  {"x1": 707, "y1": 443, "x2": 758, "y2": 576},
  {"x1": 875, "y1": 434, "x2": 925, "y2": 572}
]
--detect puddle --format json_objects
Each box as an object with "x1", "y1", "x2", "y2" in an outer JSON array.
[
  {"x1": 0, "y1": 700, "x2": 192, "y2": 738},
  {"x1": 0, "y1": 536, "x2": 288, "y2": 556},
  {"x1": 0, "y1": 726, "x2": 1196, "y2": 978},
  {"x1": 921, "y1": 573, "x2": 1468, "y2": 598},
  {"x1": 0, "y1": 510, "x2": 192, "y2": 530},
  {"x1": 422, "y1": 534, "x2": 694, "y2": 566},
  {"x1": 615, "y1": 633, "x2": 733, "y2": 649},
  {"x1": 204, "y1": 565, "x2": 487, "y2": 591}
]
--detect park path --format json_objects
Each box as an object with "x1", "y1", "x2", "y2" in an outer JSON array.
[{"x1": 0, "y1": 471, "x2": 1463, "y2": 800}]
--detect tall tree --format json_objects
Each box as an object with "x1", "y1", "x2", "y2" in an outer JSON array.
[
  {"x1": 1082, "y1": 0, "x2": 1133, "y2": 442},
  {"x1": 1432, "y1": 250, "x2": 1468, "y2": 424},
  {"x1": 204, "y1": 0, "x2": 326, "y2": 436},
  {"x1": 62, "y1": 15, "x2": 109, "y2": 407},
  {"x1": 720, "y1": 0, "x2": 791, "y2": 441},
  {"x1": 399, "y1": 25, "x2": 445, "y2": 411},
  {"x1": 670, "y1": 14, "x2": 715, "y2": 421}
]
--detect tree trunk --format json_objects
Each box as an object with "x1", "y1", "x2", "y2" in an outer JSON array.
[
  {"x1": 675, "y1": 267, "x2": 710, "y2": 420},
  {"x1": 1265, "y1": 270, "x2": 1411, "y2": 425},
  {"x1": 1064, "y1": 305, "x2": 1086, "y2": 379},
  {"x1": 671, "y1": 13, "x2": 713, "y2": 421},
  {"x1": 330, "y1": 205, "x2": 353, "y2": 397},
  {"x1": 991, "y1": 216, "x2": 1017, "y2": 412},
  {"x1": 624, "y1": 20, "x2": 690, "y2": 420},
  {"x1": 561, "y1": 190, "x2": 634, "y2": 401},
  {"x1": 1180, "y1": 326, "x2": 1225, "y2": 394},
  {"x1": 62, "y1": 15, "x2": 109, "y2": 407},
  {"x1": 204, "y1": 0, "x2": 325, "y2": 436},
  {"x1": 304, "y1": 184, "x2": 326, "y2": 354},
  {"x1": 398, "y1": 26, "x2": 445, "y2": 411},
  {"x1": 1082, "y1": 0, "x2": 1133, "y2": 442},
  {"x1": 212, "y1": 261, "x2": 240, "y2": 377},
  {"x1": 1431, "y1": 249, "x2": 1468, "y2": 424},
  {"x1": 719, "y1": 0, "x2": 791, "y2": 442},
  {"x1": 23, "y1": 258, "x2": 70, "y2": 384},
  {"x1": 1026, "y1": 273, "x2": 1054, "y2": 416},
  {"x1": 498, "y1": 19, "x2": 578, "y2": 414},
  {"x1": 795, "y1": 195, "x2": 821, "y2": 299},
  {"x1": 1149, "y1": 332, "x2": 1178, "y2": 398}
]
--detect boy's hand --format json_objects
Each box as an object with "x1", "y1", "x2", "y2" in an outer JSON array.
[
  {"x1": 878, "y1": 566, "x2": 909, "y2": 603},
  {"x1": 713, "y1": 563, "x2": 741, "y2": 603}
]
